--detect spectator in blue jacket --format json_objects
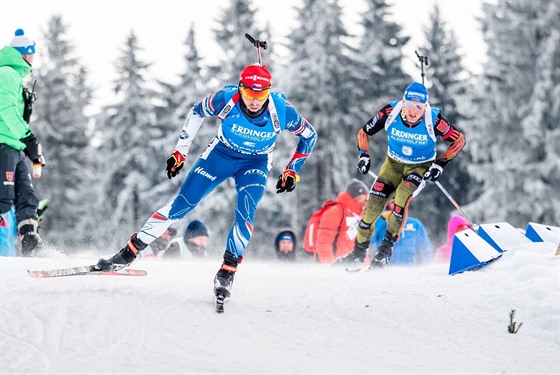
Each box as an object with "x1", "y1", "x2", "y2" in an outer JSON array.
[
  {"x1": 370, "y1": 202, "x2": 432, "y2": 265},
  {"x1": 1, "y1": 198, "x2": 47, "y2": 257},
  {"x1": 0, "y1": 208, "x2": 17, "y2": 256}
]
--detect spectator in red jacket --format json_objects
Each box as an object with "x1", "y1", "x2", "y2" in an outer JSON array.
[{"x1": 313, "y1": 179, "x2": 369, "y2": 263}]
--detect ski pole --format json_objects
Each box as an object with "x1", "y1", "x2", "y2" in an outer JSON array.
[
  {"x1": 245, "y1": 33, "x2": 267, "y2": 65},
  {"x1": 368, "y1": 170, "x2": 378, "y2": 179},
  {"x1": 434, "y1": 181, "x2": 479, "y2": 230}
]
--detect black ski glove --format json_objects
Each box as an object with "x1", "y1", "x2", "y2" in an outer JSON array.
[
  {"x1": 20, "y1": 133, "x2": 45, "y2": 165},
  {"x1": 357, "y1": 153, "x2": 370, "y2": 174},
  {"x1": 423, "y1": 161, "x2": 445, "y2": 182},
  {"x1": 276, "y1": 169, "x2": 299, "y2": 194},
  {"x1": 166, "y1": 150, "x2": 186, "y2": 179}
]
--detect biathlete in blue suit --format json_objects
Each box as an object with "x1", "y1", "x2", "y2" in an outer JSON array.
[{"x1": 97, "y1": 63, "x2": 317, "y2": 298}]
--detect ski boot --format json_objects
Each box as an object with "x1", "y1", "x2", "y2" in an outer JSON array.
[
  {"x1": 370, "y1": 234, "x2": 396, "y2": 268},
  {"x1": 214, "y1": 252, "x2": 240, "y2": 313},
  {"x1": 335, "y1": 241, "x2": 369, "y2": 266},
  {"x1": 214, "y1": 252, "x2": 239, "y2": 298},
  {"x1": 95, "y1": 233, "x2": 147, "y2": 272},
  {"x1": 18, "y1": 219, "x2": 43, "y2": 257}
]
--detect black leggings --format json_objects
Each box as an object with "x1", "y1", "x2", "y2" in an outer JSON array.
[{"x1": 0, "y1": 144, "x2": 38, "y2": 223}]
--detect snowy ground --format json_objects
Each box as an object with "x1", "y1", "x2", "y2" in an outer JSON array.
[{"x1": 1, "y1": 242, "x2": 558, "y2": 375}]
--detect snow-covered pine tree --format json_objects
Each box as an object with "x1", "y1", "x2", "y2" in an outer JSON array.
[
  {"x1": 411, "y1": 4, "x2": 473, "y2": 243},
  {"x1": 358, "y1": 0, "x2": 411, "y2": 113},
  {"x1": 260, "y1": 22, "x2": 275, "y2": 76},
  {"x1": 465, "y1": 0, "x2": 560, "y2": 227},
  {"x1": 92, "y1": 31, "x2": 162, "y2": 247},
  {"x1": 155, "y1": 26, "x2": 203, "y2": 130},
  {"x1": 281, "y1": 0, "x2": 368, "y2": 242},
  {"x1": 211, "y1": 0, "x2": 263, "y2": 84},
  {"x1": 421, "y1": 5, "x2": 467, "y2": 124},
  {"x1": 32, "y1": 15, "x2": 93, "y2": 248},
  {"x1": 518, "y1": 0, "x2": 560, "y2": 226},
  {"x1": 151, "y1": 26, "x2": 205, "y2": 208}
]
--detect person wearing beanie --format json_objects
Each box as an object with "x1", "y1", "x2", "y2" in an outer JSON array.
[
  {"x1": 306, "y1": 179, "x2": 368, "y2": 264},
  {"x1": 183, "y1": 219, "x2": 209, "y2": 240},
  {"x1": 346, "y1": 179, "x2": 369, "y2": 199},
  {"x1": 181, "y1": 220, "x2": 209, "y2": 257},
  {"x1": 274, "y1": 229, "x2": 297, "y2": 261},
  {"x1": 9, "y1": 29, "x2": 36, "y2": 59},
  {"x1": 337, "y1": 81, "x2": 466, "y2": 268},
  {"x1": 0, "y1": 29, "x2": 46, "y2": 256},
  {"x1": 149, "y1": 220, "x2": 209, "y2": 258},
  {"x1": 96, "y1": 35, "x2": 317, "y2": 311}
]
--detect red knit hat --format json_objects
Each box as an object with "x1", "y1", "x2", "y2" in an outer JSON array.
[{"x1": 239, "y1": 64, "x2": 272, "y2": 91}]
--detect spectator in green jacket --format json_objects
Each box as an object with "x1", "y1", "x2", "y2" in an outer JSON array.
[{"x1": 0, "y1": 29, "x2": 46, "y2": 256}]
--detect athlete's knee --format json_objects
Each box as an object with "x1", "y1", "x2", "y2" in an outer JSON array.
[
  {"x1": 402, "y1": 173, "x2": 424, "y2": 194},
  {"x1": 362, "y1": 193, "x2": 387, "y2": 225}
]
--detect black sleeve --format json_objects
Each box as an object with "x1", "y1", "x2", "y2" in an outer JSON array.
[
  {"x1": 362, "y1": 104, "x2": 393, "y2": 136},
  {"x1": 433, "y1": 113, "x2": 466, "y2": 166}
]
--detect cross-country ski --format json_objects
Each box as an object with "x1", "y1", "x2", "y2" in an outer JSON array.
[{"x1": 27, "y1": 265, "x2": 147, "y2": 278}]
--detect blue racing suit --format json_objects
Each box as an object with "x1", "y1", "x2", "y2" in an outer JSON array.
[{"x1": 136, "y1": 86, "x2": 317, "y2": 258}]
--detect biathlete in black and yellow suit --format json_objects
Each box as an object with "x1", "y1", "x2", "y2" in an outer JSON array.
[{"x1": 338, "y1": 82, "x2": 466, "y2": 268}]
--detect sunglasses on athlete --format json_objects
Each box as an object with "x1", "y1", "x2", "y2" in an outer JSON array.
[
  {"x1": 403, "y1": 100, "x2": 427, "y2": 110},
  {"x1": 239, "y1": 84, "x2": 271, "y2": 101}
]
